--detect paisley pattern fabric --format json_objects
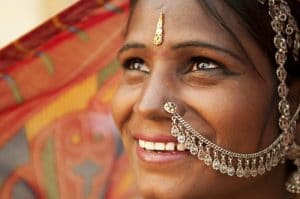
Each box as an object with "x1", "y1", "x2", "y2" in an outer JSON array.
[{"x1": 0, "y1": 0, "x2": 138, "y2": 198}]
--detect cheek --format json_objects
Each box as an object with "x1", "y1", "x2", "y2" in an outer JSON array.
[
  {"x1": 183, "y1": 78, "x2": 276, "y2": 151},
  {"x1": 111, "y1": 84, "x2": 140, "y2": 131}
]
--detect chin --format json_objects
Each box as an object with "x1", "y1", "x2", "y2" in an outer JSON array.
[
  {"x1": 138, "y1": 184, "x2": 189, "y2": 199},
  {"x1": 133, "y1": 168, "x2": 204, "y2": 199}
]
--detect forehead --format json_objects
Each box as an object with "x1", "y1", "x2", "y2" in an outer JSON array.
[{"x1": 125, "y1": 0, "x2": 244, "y2": 54}]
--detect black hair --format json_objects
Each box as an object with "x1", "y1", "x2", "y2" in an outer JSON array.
[{"x1": 219, "y1": 0, "x2": 300, "y2": 78}]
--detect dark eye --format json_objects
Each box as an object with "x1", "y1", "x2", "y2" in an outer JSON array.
[
  {"x1": 123, "y1": 58, "x2": 150, "y2": 73},
  {"x1": 189, "y1": 57, "x2": 220, "y2": 72}
]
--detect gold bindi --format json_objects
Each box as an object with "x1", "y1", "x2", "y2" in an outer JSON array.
[{"x1": 153, "y1": 12, "x2": 164, "y2": 46}]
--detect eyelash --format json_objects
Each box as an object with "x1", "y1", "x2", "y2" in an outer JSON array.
[
  {"x1": 188, "y1": 57, "x2": 222, "y2": 73},
  {"x1": 123, "y1": 58, "x2": 150, "y2": 73},
  {"x1": 122, "y1": 57, "x2": 223, "y2": 74}
]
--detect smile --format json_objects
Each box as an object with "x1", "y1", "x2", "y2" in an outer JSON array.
[{"x1": 138, "y1": 139, "x2": 186, "y2": 152}]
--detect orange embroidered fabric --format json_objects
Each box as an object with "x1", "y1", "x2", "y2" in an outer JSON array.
[{"x1": 0, "y1": 0, "x2": 138, "y2": 198}]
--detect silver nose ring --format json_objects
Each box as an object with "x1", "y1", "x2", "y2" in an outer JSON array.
[{"x1": 163, "y1": 101, "x2": 177, "y2": 114}]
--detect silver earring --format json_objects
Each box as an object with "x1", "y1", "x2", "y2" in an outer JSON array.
[
  {"x1": 286, "y1": 144, "x2": 300, "y2": 194},
  {"x1": 286, "y1": 105, "x2": 300, "y2": 194}
]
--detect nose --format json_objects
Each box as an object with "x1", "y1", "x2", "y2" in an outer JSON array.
[{"x1": 133, "y1": 69, "x2": 184, "y2": 120}]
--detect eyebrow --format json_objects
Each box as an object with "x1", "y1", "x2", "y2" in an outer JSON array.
[
  {"x1": 118, "y1": 43, "x2": 146, "y2": 57},
  {"x1": 118, "y1": 40, "x2": 247, "y2": 65},
  {"x1": 172, "y1": 40, "x2": 246, "y2": 64}
]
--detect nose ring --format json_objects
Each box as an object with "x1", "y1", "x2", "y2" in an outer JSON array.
[
  {"x1": 163, "y1": 101, "x2": 177, "y2": 114},
  {"x1": 163, "y1": 101, "x2": 284, "y2": 178}
]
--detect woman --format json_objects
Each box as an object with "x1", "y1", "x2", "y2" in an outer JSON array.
[{"x1": 112, "y1": 0, "x2": 300, "y2": 198}]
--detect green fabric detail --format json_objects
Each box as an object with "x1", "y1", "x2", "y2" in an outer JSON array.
[
  {"x1": 97, "y1": 59, "x2": 120, "y2": 87},
  {"x1": 41, "y1": 137, "x2": 60, "y2": 199},
  {"x1": 76, "y1": 30, "x2": 89, "y2": 42},
  {"x1": 39, "y1": 53, "x2": 55, "y2": 75},
  {"x1": 5, "y1": 76, "x2": 24, "y2": 104}
]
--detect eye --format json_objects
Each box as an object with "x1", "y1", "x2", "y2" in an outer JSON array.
[
  {"x1": 189, "y1": 57, "x2": 220, "y2": 72},
  {"x1": 123, "y1": 58, "x2": 150, "y2": 73}
]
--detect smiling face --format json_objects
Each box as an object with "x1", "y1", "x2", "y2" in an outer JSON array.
[{"x1": 112, "y1": 0, "x2": 288, "y2": 198}]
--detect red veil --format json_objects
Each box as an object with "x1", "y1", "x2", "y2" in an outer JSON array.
[{"x1": 0, "y1": 0, "x2": 138, "y2": 198}]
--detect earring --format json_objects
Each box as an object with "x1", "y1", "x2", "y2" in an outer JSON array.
[
  {"x1": 286, "y1": 144, "x2": 300, "y2": 194},
  {"x1": 286, "y1": 105, "x2": 300, "y2": 194}
]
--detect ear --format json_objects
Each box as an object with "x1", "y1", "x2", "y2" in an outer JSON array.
[{"x1": 289, "y1": 78, "x2": 300, "y2": 144}]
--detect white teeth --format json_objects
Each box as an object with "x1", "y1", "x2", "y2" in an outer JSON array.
[
  {"x1": 177, "y1": 143, "x2": 186, "y2": 151},
  {"x1": 155, "y1": 142, "x2": 165, "y2": 150},
  {"x1": 138, "y1": 140, "x2": 146, "y2": 148},
  {"x1": 138, "y1": 139, "x2": 185, "y2": 152},
  {"x1": 165, "y1": 142, "x2": 175, "y2": 151},
  {"x1": 145, "y1": 141, "x2": 155, "y2": 150}
]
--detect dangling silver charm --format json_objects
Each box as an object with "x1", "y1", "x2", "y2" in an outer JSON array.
[
  {"x1": 286, "y1": 158, "x2": 300, "y2": 194},
  {"x1": 286, "y1": 143, "x2": 300, "y2": 194}
]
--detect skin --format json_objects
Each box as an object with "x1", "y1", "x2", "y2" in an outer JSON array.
[{"x1": 112, "y1": 0, "x2": 300, "y2": 198}]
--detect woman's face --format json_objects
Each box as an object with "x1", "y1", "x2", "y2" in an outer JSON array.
[{"x1": 112, "y1": 0, "x2": 284, "y2": 198}]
